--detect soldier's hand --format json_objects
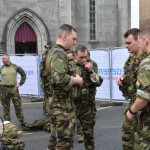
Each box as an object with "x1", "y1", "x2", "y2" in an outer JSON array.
[
  {"x1": 126, "y1": 110, "x2": 134, "y2": 122},
  {"x1": 116, "y1": 76, "x2": 124, "y2": 86},
  {"x1": 16, "y1": 83, "x2": 20, "y2": 88},
  {"x1": 84, "y1": 62, "x2": 92, "y2": 72},
  {"x1": 73, "y1": 74, "x2": 83, "y2": 86},
  {"x1": 0, "y1": 81, "x2": 2, "y2": 85}
]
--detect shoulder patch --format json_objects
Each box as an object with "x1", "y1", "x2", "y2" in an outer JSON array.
[
  {"x1": 137, "y1": 72, "x2": 150, "y2": 89},
  {"x1": 136, "y1": 80, "x2": 142, "y2": 89},
  {"x1": 52, "y1": 59, "x2": 65, "y2": 74}
]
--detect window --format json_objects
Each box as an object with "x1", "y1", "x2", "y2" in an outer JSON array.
[{"x1": 89, "y1": 0, "x2": 96, "y2": 41}]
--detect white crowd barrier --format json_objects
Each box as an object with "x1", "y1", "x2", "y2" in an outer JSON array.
[
  {"x1": 0, "y1": 48, "x2": 129, "y2": 102},
  {"x1": 0, "y1": 54, "x2": 40, "y2": 95},
  {"x1": 89, "y1": 48, "x2": 129, "y2": 101}
]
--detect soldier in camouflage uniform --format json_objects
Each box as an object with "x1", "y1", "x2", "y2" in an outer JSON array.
[
  {"x1": 74, "y1": 45, "x2": 100, "y2": 150},
  {"x1": 45, "y1": 24, "x2": 83, "y2": 150},
  {"x1": 126, "y1": 26, "x2": 150, "y2": 150},
  {"x1": 0, "y1": 54, "x2": 28, "y2": 129},
  {"x1": 116, "y1": 28, "x2": 147, "y2": 150},
  {"x1": 66, "y1": 50, "x2": 84, "y2": 143}
]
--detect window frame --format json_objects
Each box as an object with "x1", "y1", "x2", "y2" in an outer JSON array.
[{"x1": 89, "y1": 0, "x2": 97, "y2": 41}]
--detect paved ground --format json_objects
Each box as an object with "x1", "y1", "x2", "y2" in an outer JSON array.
[{"x1": 0, "y1": 97, "x2": 126, "y2": 150}]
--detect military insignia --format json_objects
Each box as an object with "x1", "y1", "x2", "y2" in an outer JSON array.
[
  {"x1": 138, "y1": 72, "x2": 150, "y2": 88},
  {"x1": 136, "y1": 80, "x2": 142, "y2": 89},
  {"x1": 52, "y1": 59, "x2": 65, "y2": 73}
]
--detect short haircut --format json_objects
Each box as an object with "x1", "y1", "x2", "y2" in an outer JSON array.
[
  {"x1": 138, "y1": 25, "x2": 150, "y2": 39},
  {"x1": 2, "y1": 53, "x2": 9, "y2": 57},
  {"x1": 57, "y1": 24, "x2": 77, "y2": 38},
  {"x1": 87, "y1": 51, "x2": 90, "y2": 57},
  {"x1": 124, "y1": 28, "x2": 140, "y2": 41},
  {"x1": 75, "y1": 45, "x2": 87, "y2": 54}
]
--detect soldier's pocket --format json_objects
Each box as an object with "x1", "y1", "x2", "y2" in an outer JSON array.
[{"x1": 55, "y1": 110, "x2": 75, "y2": 124}]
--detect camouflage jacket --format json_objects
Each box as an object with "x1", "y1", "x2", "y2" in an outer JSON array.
[
  {"x1": 45, "y1": 44, "x2": 74, "y2": 109},
  {"x1": 68, "y1": 58, "x2": 79, "y2": 99},
  {"x1": 121, "y1": 54, "x2": 145, "y2": 100},
  {"x1": 74, "y1": 60, "x2": 100, "y2": 105},
  {"x1": 0, "y1": 63, "x2": 26, "y2": 86},
  {"x1": 136, "y1": 54, "x2": 150, "y2": 102}
]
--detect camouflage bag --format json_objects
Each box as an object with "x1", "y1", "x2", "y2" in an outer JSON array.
[
  {"x1": 40, "y1": 43, "x2": 54, "y2": 114},
  {"x1": 40, "y1": 42, "x2": 54, "y2": 96}
]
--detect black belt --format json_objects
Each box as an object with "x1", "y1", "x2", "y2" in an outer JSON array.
[{"x1": 3, "y1": 85, "x2": 15, "y2": 88}]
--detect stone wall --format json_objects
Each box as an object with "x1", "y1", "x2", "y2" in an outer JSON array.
[
  {"x1": 140, "y1": 0, "x2": 150, "y2": 27},
  {"x1": 0, "y1": 0, "x2": 130, "y2": 53}
]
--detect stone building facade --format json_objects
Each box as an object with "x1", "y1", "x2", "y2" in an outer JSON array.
[
  {"x1": 140, "y1": 0, "x2": 150, "y2": 27},
  {"x1": 0, "y1": 0, "x2": 131, "y2": 54}
]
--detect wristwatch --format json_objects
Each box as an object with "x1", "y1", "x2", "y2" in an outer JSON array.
[{"x1": 128, "y1": 108, "x2": 137, "y2": 115}]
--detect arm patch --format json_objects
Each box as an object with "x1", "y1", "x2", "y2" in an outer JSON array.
[
  {"x1": 52, "y1": 59, "x2": 65, "y2": 74},
  {"x1": 138, "y1": 72, "x2": 150, "y2": 89}
]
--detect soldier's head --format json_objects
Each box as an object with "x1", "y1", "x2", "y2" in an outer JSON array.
[
  {"x1": 66, "y1": 50, "x2": 76, "y2": 59},
  {"x1": 75, "y1": 45, "x2": 88, "y2": 65},
  {"x1": 1, "y1": 53, "x2": 10, "y2": 65},
  {"x1": 56, "y1": 24, "x2": 77, "y2": 50},
  {"x1": 124, "y1": 28, "x2": 140, "y2": 56},
  {"x1": 138, "y1": 25, "x2": 150, "y2": 54}
]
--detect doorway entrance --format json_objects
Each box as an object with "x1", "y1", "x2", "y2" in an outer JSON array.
[
  {"x1": 15, "y1": 41, "x2": 36, "y2": 54},
  {"x1": 15, "y1": 22, "x2": 37, "y2": 54}
]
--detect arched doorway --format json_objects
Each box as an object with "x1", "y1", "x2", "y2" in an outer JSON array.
[
  {"x1": 15, "y1": 22, "x2": 37, "y2": 54},
  {"x1": 2, "y1": 8, "x2": 50, "y2": 54}
]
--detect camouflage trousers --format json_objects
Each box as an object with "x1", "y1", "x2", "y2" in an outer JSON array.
[
  {"x1": 77, "y1": 102, "x2": 95, "y2": 150},
  {"x1": 90, "y1": 95, "x2": 97, "y2": 116},
  {"x1": 133, "y1": 111, "x2": 150, "y2": 150},
  {"x1": 122, "y1": 115, "x2": 138, "y2": 150},
  {"x1": 76, "y1": 118, "x2": 83, "y2": 136},
  {"x1": 122, "y1": 103, "x2": 138, "y2": 150},
  {"x1": 72, "y1": 102, "x2": 83, "y2": 137},
  {"x1": 1, "y1": 86, "x2": 25, "y2": 124},
  {"x1": 47, "y1": 108, "x2": 75, "y2": 150}
]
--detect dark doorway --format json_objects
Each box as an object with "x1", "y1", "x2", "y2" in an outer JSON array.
[
  {"x1": 15, "y1": 22, "x2": 37, "y2": 54},
  {"x1": 15, "y1": 42, "x2": 36, "y2": 54}
]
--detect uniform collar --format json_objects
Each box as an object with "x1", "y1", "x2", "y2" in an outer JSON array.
[{"x1": 55, "y1": 44, "x2": 69, "y2": 52}]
